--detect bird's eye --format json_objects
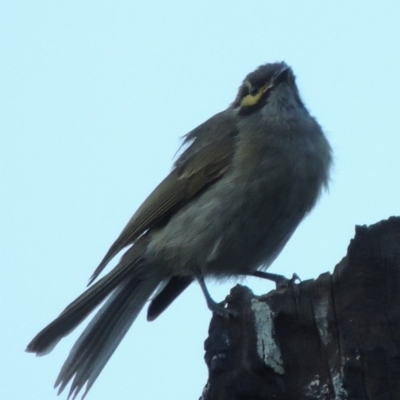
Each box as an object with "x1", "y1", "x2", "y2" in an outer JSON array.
[{"x1": 249, "y1": 86, "x2": 260, "y2": 95}]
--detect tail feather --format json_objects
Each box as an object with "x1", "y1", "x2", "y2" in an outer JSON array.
[
  {"x1": 25, "y1": 263, "x2": 132, "y2": 356},
  {"x1": 26, "y1": 237, "x2": 161, "y2": 399},
  {"x1": 147, "y1": 276, "x2": 193, "y2": 321},
  {"x1": 55, "y1": 267, "x2": 159, "y2": 399}
]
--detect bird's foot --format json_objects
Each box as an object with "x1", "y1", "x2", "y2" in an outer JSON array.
[
  {"x1": 251, "y1": 271, "x2": 300, "y2": 290},
  {"x1": 206, "y1": 297, "x2": 239, "y2": 319},
  {"x1": 196, "y1": 272, "x2": 238, "y2": 319}
]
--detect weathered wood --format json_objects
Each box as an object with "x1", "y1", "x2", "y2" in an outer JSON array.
[{"x1": 200, "y1": 217, "x2": 400, "y2": 400}]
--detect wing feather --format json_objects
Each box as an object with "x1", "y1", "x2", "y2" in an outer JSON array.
[{"x1": 89, "y1": 117, "x2": 238, "y2": 283}]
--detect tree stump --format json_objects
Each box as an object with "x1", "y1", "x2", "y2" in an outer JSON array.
[{"x1": 200, "y1": 217, "x2": 400, "y2": 400}]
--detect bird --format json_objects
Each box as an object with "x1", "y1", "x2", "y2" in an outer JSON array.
[{"x1": 26, "y1": 61, "x2": 332, "y2": 399}]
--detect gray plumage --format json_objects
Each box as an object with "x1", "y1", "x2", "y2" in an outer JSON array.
[{"x1": 26, "y1": 61, "x2": 332, "y2": 399}]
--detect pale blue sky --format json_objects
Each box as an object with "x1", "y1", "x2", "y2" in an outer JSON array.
[{"x1": 2, "y1": 2, "x2": 400, "y2": 399}]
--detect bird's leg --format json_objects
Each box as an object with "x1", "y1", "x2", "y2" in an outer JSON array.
[
  {"x1": 195, "y1": 273, "x2": 238, "y2": 319},
  {"x1": 249, "y1": 271, "x2": 300, "y2": 289}
]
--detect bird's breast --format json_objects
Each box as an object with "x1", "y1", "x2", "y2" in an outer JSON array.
[{"x1": 147, "y1": 122, "x2": 330, "y2": 278}]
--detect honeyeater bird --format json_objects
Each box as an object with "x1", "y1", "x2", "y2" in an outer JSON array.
[{"x1": 26, "y1": 61, "x2": 332, "y2": 399}]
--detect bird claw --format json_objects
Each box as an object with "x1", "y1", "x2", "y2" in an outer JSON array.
[
  {"x1": 275, "y1": 273, "x2": 301, "y2": 290},
  {"x1": 251, "y1": 270, "x2": 301, "y2": 290},
  {"x1": 207, "y1": 299, "x2": 239, "y2": 319}
]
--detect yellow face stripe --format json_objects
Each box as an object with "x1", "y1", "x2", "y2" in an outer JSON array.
[{"x1": 240, "y1": 83, "x2": 272, "y2": 108}]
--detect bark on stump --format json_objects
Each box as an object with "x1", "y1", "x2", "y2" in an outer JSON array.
[{"x1": 200, "y1": 217, "x2": 400, "y2": 400}]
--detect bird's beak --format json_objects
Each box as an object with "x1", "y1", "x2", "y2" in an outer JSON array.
[{"x1": 272, "y1": 65, "x2": 291, "y2": 84}]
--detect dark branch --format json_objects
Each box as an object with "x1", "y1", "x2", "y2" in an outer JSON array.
[{"x1": 200, "y1": 217, "x2": 400, "y2": 400}]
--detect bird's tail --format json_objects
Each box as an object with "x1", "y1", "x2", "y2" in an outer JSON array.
[{"x1": 26, "y1": 237, "x2": 160, "y2": 399}]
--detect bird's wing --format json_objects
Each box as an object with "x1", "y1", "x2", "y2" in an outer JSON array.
[{"x1": 89, "y1": 115, "x2": 238, "y2": 283}]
